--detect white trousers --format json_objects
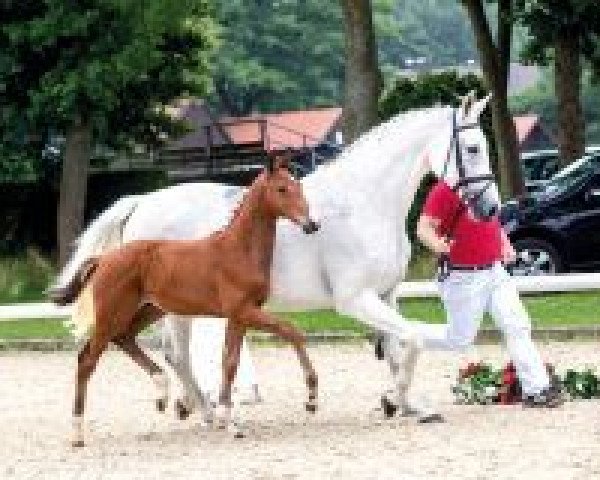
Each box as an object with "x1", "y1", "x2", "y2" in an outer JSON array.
[{"x1": 410, "y1": 263, "x2": 549, "y2": 395}]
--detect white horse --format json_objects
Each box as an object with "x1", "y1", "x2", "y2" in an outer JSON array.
[{"x1": 54, "y1": 95, "x2": 497, "y2": 422}]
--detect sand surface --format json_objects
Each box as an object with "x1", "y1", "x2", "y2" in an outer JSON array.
[{"x1": 2, "y1": 342, "x2": 600, "y2": 480}]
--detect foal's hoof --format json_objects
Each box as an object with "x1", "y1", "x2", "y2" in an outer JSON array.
[
  {"x1": 156, "y1": 398, "x2": 166, "y2": 413},
  {"x1": 175, "y1": 400, "x2": 191, "y2": 420},
  {"x1": 417, "y1": 412, "x2": 445, "y2": 424},
  {"x1": 71, "y1": 440, "x2": 85, "y2": 448},
  {"x1": 381, "y1": 396, "x2": 398, "y2": 418},
  {"x1": 305, "y1": 402, "x2": 317, "y2": 413}
]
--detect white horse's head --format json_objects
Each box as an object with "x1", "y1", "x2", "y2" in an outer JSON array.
[{"x1": 426, "y1": 92, "x2": 501, "y2": 220}]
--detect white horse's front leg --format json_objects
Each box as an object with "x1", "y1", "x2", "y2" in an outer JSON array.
[{"x1": 163, "y1": 316, "x2": 214, "y2": 424}]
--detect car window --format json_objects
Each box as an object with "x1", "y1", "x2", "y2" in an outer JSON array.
[{"x1": 536, "y1": 154, "x2": 600, "y2": 199}]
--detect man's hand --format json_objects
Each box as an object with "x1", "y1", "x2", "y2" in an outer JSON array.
[
  {"x1": 417, "y1": 214, "x2": 453, "y2": 256},
  {"x1": 501, "y1": 230, "x2": 517, "y2": 264},
  {"x1": 432, "y1": 237, "x2": 453, "y2": 256},
  {"x1": 502, "y1": 243, "x2": 517, "y2": 264}
]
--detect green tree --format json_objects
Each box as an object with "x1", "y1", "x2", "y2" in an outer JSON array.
[
  {"x1": 211, "y1": 0, "x2": 345, "y2": 115},
  {"x1": 518, "y1": 0, "x2": 600, "y2": 166},
  {"x1": 380, "y1": 0, "x2": 480, "y2": 69},
  {"x1": 0, "y1": 0, "x2": 215, "y2": 264},
  {"x1": 341, "y1": 0, "x2": 381, "y2": 143},
  {"x1": 210, "y1": 0, "x2": 406, "y2": 117},
  {"x1": 460, "y1": 0, "x2": 523, "y2": 197},
  {"x1": 510, "y1": 68, "x2": 600, "y2": 146}
]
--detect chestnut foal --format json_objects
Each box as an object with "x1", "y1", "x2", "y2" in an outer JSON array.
[{"x1": 50, "y1": 157, "x2": 319, "y2": 446}]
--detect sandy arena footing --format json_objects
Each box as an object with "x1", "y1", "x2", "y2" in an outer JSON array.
[{"x1": 1, "y1": 342, "x2": 600, "y2": 479}]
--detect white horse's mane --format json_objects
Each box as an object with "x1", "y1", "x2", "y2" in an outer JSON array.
[{"x1": 303, "y1": 106, "x2": 452, "y2": 192}]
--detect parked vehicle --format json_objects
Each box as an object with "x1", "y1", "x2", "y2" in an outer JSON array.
[
  {"x1": 501, "y1": 152, "x2": 600, "y2": 275},
  {"x1": 521, "y1": 146, "x2": 600, "y2": 192}
]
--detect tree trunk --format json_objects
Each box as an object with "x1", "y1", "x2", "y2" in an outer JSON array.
[
  {"x1": 340, "y1": 0, "x2": 381, "y2": 144},
  {"x1": 58, "y1": 118, "x2": 92, "y2": 266},
  {"x1": 461, "y1": 0, "x2": 524, "y2": 197},
  {"x1": 555, "y1": 33, "x2": 585, "y2": 167},
  {"x1": 489, "y1": 90, "x2": 522, "y2": 196}
]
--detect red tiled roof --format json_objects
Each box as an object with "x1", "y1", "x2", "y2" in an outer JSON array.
[
  {"x1": 220, "y1": 108, "x2": 342, "y2": 151},
  {"x1": 513, "y1": 115, "x2": 540, "y2": 144}
]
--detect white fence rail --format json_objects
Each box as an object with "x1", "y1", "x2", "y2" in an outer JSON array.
[
  {"x1": 0, "y1": 273, "x2": 598, "y2": 322},
  {"x1": 393, "y1": 272, "x2": 600, "y2": 298}
]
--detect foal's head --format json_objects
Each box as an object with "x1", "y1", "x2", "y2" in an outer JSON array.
[{"x1": 257, "y1": 155, "x2": 319, "y2": 234}]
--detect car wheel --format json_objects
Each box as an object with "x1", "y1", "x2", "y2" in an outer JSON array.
[{"x1": 511, "y1": 239, "x2": 564, "y2": 276}]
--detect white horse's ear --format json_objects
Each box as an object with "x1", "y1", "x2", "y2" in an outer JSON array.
[
  {"x1": 457, "y1": 90, "x2": 476, "y2": 121},
  {"x1": 469, "y1": 92, "x2": 493, "y2": 120},
  {"x1": 466, "y1": 90, "x2": 476, "y2": 112}
]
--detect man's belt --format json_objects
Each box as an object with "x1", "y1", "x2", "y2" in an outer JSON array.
[
  {"x1": 438, "y1": 257, "x2": 495, "y2": 282},
  {"x1": 448, "y1": 263, "x2": 495, "y2": 271}
]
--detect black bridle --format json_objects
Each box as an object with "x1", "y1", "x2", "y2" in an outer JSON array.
[{"x1": 442, "y1": 108, "x2": 495, "y2": 192}]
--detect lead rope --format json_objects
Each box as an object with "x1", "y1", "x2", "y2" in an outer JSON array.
[{"x1": 436, "y1": 190, "x2": 465, "y2": 282}]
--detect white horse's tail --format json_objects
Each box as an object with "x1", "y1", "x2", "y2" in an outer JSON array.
[
  {"x1": 51, "y1": 195, "x2": 139, "y2": 293},
  {"x1": 49, "y1": 195, "x2": 139, "y2": 339}
]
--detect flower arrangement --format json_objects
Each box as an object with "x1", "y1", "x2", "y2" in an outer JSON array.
[{"x1": 452, "y1": 362, "x2": 600, "y2": 404}]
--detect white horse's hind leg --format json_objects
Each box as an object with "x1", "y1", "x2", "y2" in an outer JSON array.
[
  {"x1": 237, "y1": 338, "x2": 262, "y2": 404},
  {"x1": 190, "y1": 318, "x2": 261, "y2": 405},
  {"x1": 163, "y1": 316, "x2": 213, "y2": 423}
]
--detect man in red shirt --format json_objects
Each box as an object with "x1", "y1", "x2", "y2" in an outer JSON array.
[{"x1": 414, "y1": 180, "x2": 561, "y2": 407}]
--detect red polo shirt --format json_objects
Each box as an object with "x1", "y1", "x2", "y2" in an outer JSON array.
[{"x1": 422, "y1": 181, "x2": 502, "y2": 266}]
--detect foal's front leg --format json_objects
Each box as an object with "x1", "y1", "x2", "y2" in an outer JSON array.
[
  {"x1": 239, "y1": 308, "x2": 318, "y2": 413},
  {"x1": 216, "y1": 320, "x2": 246, "y2": 437}
]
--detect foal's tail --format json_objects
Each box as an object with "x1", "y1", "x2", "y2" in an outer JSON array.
[
  {"x1": 47, "y1": 258, "x2": 99, "y2": 306},
  {"x1": 47, "y1": 257, "x2": 100, "y2": 340}
]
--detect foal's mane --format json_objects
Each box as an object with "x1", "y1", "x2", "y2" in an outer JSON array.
[
  {"x1": 223, "y1": 153, "x2": 291, "y2": 229},
  {"x1": 227, "y1": 178, "x2": 261, "y2": 226}
]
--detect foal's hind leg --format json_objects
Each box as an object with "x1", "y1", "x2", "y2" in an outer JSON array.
[
  {"x1": 112, "y1": 304, "x2": 169, "y2": 413},
  {"x1": 72, "y1": 334, "x2": 109, "y2": 447}
]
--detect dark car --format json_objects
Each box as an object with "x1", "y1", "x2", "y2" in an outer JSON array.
[
  {"x1": 520, "y1": 146, "x2": 600, "y2": 192},
  {"x1": 500, "y1": 153, "x2": 600, "y2": 275}
]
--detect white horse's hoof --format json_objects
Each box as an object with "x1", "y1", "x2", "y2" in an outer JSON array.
[
  {"x1": 174, "y1": 399, "x2": 192, "y2": 420},
  {"x1": 214, "y1": 403, "x2": 232, "y2": 430},
  {"x1": 417, "y1": 412, "x2": 445, "y2": 424},
  {"x1": 381, "y1": 395, "x2": 398, "y2": 418},
  {"x1": 230, "y1": 422, "x2": 246, "y2": 439}
]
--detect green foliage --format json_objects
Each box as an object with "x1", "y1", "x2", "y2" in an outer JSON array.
[
  {"x1": 379, "y1": 70, "x2": 488, "y2": 119},
  {"x1": 211, "y1": 0, "x2": 346, "y2": 115},
  {"x1": 379, "y1": 71, "x2": 494, "y2": 247},
  {"x1": 0, "y1": 250, "x2": 55, "y2": 303},
  {"x1": 210, "y1": 0, "x2": 488, "y2": 115},
  {"x1": 379, "y1": 0, "x2": 479, "y2": 70},
  {"x1": 0, "y1": 0, "x2": 216, "y2": 179},
  {"x1": 518, "y1": 0, "x2": 600, "y2": 64}
]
